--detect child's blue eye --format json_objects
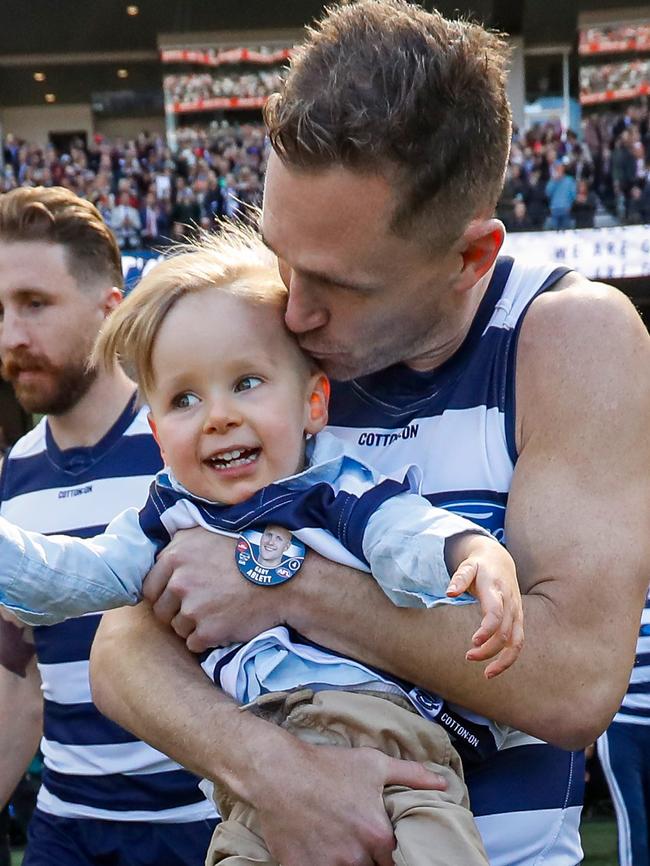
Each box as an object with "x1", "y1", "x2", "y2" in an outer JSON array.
[
  {"x1": 235, "y1": 376, "x2": 263, "y2": 393},
  {"x1": 172, "y1": 392, "x2": 200, "y2": 409}
]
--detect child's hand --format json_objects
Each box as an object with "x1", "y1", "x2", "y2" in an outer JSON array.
[{"x1": 445, "y1": 533, "x2": 523, "y2": 679}]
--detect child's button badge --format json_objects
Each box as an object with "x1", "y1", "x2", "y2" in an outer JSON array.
[{"x1": 235, "y1": 525, "x2": 305, "y2": 586}]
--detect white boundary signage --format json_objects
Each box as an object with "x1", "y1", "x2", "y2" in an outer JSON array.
[{"x1": 502, "y1": 225, "x2": 650, "y2": 280}]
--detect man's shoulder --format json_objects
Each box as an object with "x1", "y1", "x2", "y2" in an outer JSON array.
[
  {"x1": 524, "y1": 271, "x2": 643, "y2": 346},
  {"x1": 5, "y1": 417, "x2": 47, "y2": 462},
  {"x1": 516, "y1": 272, "x2": 649, "y2": 445}
]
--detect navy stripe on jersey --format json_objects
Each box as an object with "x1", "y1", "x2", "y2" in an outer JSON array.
[
  {"x1": 33, "y1": 616, "x2": 100, "y2": 665},
  {"x1": 43, "y1": 700, "x2": 139, "y2": 745},
  {"x1": 43, "y1": 769, "x2": 207, "y2": 812},
  {"x1": 141, "y1": 474, "x2": 413, "y2": 566},
  {"x1": 467, "y1": 744, "x2": 584, "y2": 816},
  {"x1": 616, "y1": 592, "x2": 650, "y2": 723},
  {"x1": 5, "y1": 434, "x2": 160, "y2": 497},
  {"x1": 616, "y1": 705, "x2": 650, "y2": 719},
  {"x1": 503, "y1": 266, "x2": 571, "y2": 462}
]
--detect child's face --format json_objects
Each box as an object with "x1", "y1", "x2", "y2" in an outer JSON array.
[{"x1": 147, "y1": 288, "x2": 328, "y2": 504}]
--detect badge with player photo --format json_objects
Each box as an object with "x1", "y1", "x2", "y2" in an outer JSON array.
[{"x1": 235, "y1": 525, "x2": 305, "y2": 586}]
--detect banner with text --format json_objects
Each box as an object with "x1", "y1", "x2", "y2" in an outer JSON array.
[{"x1": 502, "y1": 225, "x2": 650, "y2": 280}]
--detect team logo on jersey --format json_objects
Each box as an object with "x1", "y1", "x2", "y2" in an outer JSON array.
[
  {"x1": 440, "y1": 499, "x2": 506, "y2": 542},
  {"x1": 235, "y1": 525, "x2": 305, "y2": 586}
]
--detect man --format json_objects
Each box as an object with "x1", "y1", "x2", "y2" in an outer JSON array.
[
  {"x1": 90, "y1": 3, "x2": 650, "y2": 865},
  {"x1": 110, "y1": 189, "x2": 142, "y2": 250},
  {"x1": 0, "y1": 187, "x2": 217, "y2": 865}
]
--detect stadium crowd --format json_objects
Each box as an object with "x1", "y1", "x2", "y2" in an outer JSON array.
[
  {"x1": 498, "y1": 99, "x2": 650, "y2": 230},
  {"x1": 164, "y1": 69, "x2": 284, "y2": 106},
  {"x1": 1, "y1": 122, "x2": 269, "y2": 249},
  {"x1": 1, "y1": 101, "x2": 649, "y2": 241}
]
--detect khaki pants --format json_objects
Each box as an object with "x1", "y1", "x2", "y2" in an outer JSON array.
[{"x1": 206, "y1": 689, "x2": 488, "y2": 866}]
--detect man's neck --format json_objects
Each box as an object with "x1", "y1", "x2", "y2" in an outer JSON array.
[
  {"x1": 405, "y1": 267, "x2": 495, "y2": 373},
  {"x1": 47, "y1": 368, "x2": 137, "y2": 451}
]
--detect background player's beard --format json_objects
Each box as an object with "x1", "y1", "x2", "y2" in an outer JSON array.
[{"x1": 2, "y1": 347, "x2": 98, "y2": 416}]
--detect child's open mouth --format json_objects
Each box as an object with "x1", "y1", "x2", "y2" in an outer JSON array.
[{"x1": 206, "y1": 447, "x2": 261, "y2": 470}]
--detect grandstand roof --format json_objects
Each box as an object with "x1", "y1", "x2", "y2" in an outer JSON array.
[{"x1": 0, "y1": 0, "x2": 644, "y2": 108}]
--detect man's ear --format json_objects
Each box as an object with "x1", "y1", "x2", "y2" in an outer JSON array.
[
  {"x1": 101, "y1": 286, "x2": 123, "y2": 318},
  {"x1": 305, "y1": 373, "x2": 330, "y2": 435},
  {"x1": 457, "y1": 218, "x2": 505, "y2": 290},
  {"x1": 147, "y1": 412, "x2": 166, "y2": 462}
]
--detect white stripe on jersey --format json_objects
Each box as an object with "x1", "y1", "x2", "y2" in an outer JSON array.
[
  {"x1": 329, "y1": 405, "x2": 513, "y2": 494},
  {"x1": 475, "y1": 805, "x2": 583, "y2": 866},
  {"x1": 41, "y1": 740, "x2": 186, "y2": 776},
  {"x1": 597, "y1": 733, "x2": 633, "y2": 866},
  {"x1": 36, "y1": 787, "x2": 216, "y2": 824},
  {"x1": 38, "y1": 660, "x2": 90, "y2": 703},
  {"x1": 5, "y1": 474, "x2": 154, "y2": 533}
]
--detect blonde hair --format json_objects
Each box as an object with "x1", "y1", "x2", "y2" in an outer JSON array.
[{"x1": 93, "y1": 221, "x2": 288, "y2": 398}]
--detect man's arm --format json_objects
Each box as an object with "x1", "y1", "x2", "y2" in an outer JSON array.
[
  {"x1": 90, "y1": 603, "x2": 444, "y2": 866},
  {"x1": 0, "y1": 611, "x2": 43, "y2": 807},
  {"x1": 282, "y1": 280, "x2": 649, "y2": 746},
  {"x1": 139, "y1": 278, "x2": 650, "y2": 748}
]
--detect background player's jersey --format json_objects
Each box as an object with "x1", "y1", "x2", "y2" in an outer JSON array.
[
  {"x1": 327, "y1": 256, "x2": 585, "y2": 866},
  {"x1": 0, "y1": 397, "x2": 215, "y2": 823},
  {"x1": 612, "y1": 588, "x2": 650, "y2": 727}
]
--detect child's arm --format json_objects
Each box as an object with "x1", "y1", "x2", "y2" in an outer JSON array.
[
  {"x1": 0, "y1": 508, "x2": 156, "y2": 626},
  {"x1": 361, "y1": 492, "x2": 522, "y2": 677},
  {"x1": 445, "y1": 532, "x2": 522, "y2": 679}
]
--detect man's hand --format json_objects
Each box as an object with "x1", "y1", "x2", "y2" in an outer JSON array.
[
  {"x1": 238, "y1": 737, "x2": 446, "y2": 866},
  {"x1": 143, "y1": 528, "x2": 286, "y2": 650}
]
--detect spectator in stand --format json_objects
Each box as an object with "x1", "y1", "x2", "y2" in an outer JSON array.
[
  {"x1": 505, "y1": 198, "x2": 533, "y2": 232},
  {"x1": 525, "y1": 169, "x2": 550, "y2": 229},
  {"x1": 496, "y1": 164, "x2": 530, "y2": 226},
  {"x1": 572, "y1": 179, "x2": 599, "y2": 229},
  {"x1": 626, "y1": 184, "x2": 649, "y2": 224},
  {"x1": 139, "y1": 190, "x2": 170, "y2": 248},
  {"x1": 110, "y1": 190, "x2": 142, "y2": 249},
  {"x1": 171, "y1": 186, "x2": 201, "y2": 237},
  {"x1": 612, "y1": 131, "x2": 639, "y2": 217},
  {"x1": 545, "y1": 160, "x2": 577, "y2": 230}
]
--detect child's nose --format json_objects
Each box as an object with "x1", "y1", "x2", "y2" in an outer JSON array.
[{"x1": 202, "y1": 396, "x2": 241, "y2": 433}]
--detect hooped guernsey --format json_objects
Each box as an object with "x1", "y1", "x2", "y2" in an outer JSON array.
[{"x1": 326, "y1": 256, "x2": 584, "y2": 866}]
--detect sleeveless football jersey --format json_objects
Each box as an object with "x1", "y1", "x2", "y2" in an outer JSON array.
[{"x1": 326, "y1": 256, "x2": 585, "y2": 866}]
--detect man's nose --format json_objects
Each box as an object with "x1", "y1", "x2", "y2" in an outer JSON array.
[
  {"x1": 284, "y1": 273, "x2": 328, "y2": 335},
  {"x1": 0, "y1": 310, "x2": 29, "y2": 353},
  {"x1": 202, "y1": 394, "x2": 242, "y2": 434}
]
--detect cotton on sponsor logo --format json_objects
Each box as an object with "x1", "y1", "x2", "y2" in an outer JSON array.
[
  {"x1": 58, "y1": 485, "x2": 92, "y2": 499},
  {"x1": 357, "y1": 424, "x2": 419, "y2": 447}
]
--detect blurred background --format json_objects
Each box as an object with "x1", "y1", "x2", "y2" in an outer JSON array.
[{"x1": 1, "y1": 2, "x2": 648, "y2": 863}]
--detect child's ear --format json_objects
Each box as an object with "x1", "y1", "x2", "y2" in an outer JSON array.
[
  {"x1": 147, "y1": 412, "x2": 167, "y2": 463},
  {"x1": 305, "y1": 373, "x2": 330, "y2": 435}
]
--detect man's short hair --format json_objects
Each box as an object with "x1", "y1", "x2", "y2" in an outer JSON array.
[
  {"x1": 0, "y1": 186, "x2": 123, "y2": 289},
  {"x1": 265, "y1": 0, "x2": 512, "y2": 247}
]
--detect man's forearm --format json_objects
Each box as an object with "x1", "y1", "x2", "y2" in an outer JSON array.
[
  {"x1": 90, "y1": 603, "x2": 311, "y2": 796},
  {"x1": 0, "y1": 660, "x2": 43, "y2": 807},
  {"x1": 286, "y1": 554, "x2": 631, "y2": 748}
]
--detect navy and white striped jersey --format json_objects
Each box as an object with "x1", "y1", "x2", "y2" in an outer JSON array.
[
  {"x1": 326, "y1": 256, "x2": 585, "y2": 866},
  {"x1": 613, "y1": 589, "x2": 650, "y2": 726},
  {"x1": 0, "y1": 429, "x2": 502, "y2": 763},
  {"x1": 0, "y1": 396, "x2": 215, "y2": 823}
]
